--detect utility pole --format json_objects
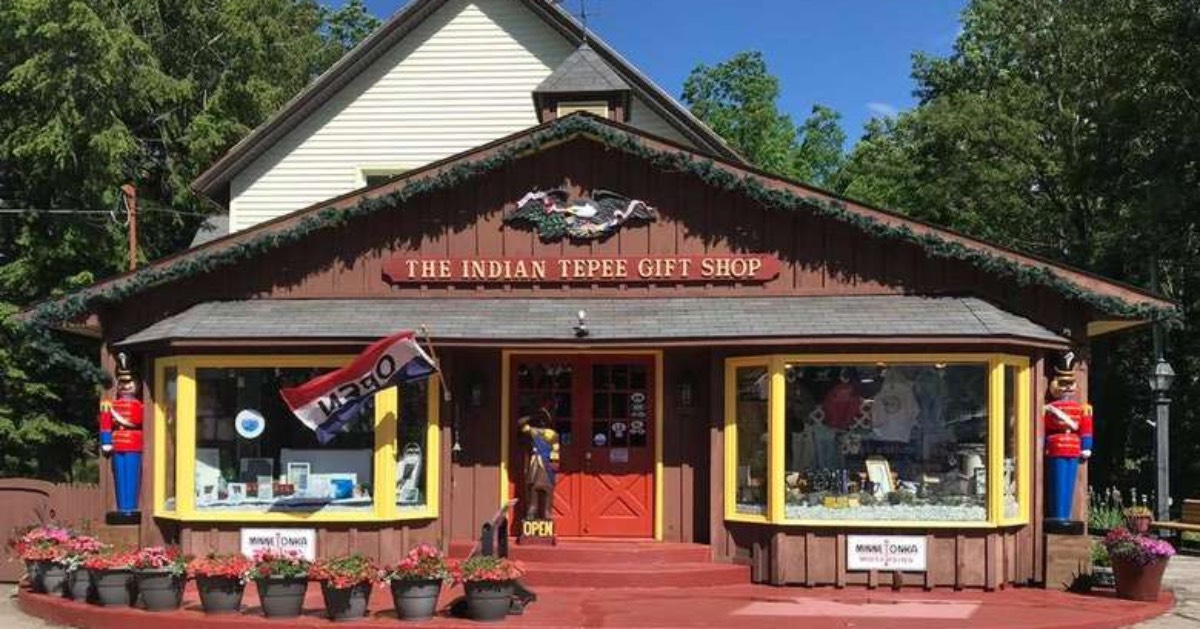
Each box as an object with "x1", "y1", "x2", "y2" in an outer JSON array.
[{"x1": 120, "y1": 184, "x2": 137, "y2": 270}]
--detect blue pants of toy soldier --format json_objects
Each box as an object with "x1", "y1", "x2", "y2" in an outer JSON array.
[
  {"x1": 1046, "y1": 456, "x2": 1079, "y2": 522},
  {"x1": 113, "y1": 452, "x2": 142, "y2": 513}
]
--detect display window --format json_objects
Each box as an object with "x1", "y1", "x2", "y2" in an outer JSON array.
[
  {"x1": 153, "y1": 355, "x2": 439, "y2": 522},
  {"x1": 724, "y1": 361, "x2": 772, "y2": 521},
  {"x1": 725, "y1": 354, "x2": 1031, "y2": 527}
]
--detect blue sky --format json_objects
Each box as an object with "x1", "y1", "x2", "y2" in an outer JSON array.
[{"x1": 342, "y1": 0, "x2": 967, "y2": 145}]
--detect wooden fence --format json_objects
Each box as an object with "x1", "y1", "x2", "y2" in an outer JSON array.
[{"x1": 0, "y1": 479, "x2": 107, "y2": 582}]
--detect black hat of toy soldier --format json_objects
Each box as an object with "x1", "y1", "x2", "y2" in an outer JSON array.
[
  {"x1": 1048, "y1": 351, "x2": 1078, "y2": 398},
  {"x1": 115, "y1": 352, "x2": 137, "y2": 395}
]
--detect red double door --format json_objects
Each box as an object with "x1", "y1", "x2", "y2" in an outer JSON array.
[{"x1": 509, "y1": 355, "x2": 655, "y2": 538}]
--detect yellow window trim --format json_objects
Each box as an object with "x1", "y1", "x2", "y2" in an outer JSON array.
[
  {"x1": 722, "y1": 353, "x2": 1033, "y2": 529},
  {"x1": 500, "y1": 349, "x2": 665, "y2": 540},
  {"x1": 153, "y1": 355, "x2": 439, "y2": 523}
]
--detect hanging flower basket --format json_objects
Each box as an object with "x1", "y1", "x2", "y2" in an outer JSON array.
[
  {"x1": 1103, "y1": 528, "x2": 1175, "y2": 601},
  {"x1": 188, "y1": 553, "x2": 254, "y2": 614},
  {"x1": 383, "y1": 544, "x2": 450, "y2": 621},
  {"x1": 311, "y1": 554, "x2": 380, "y2": 622},
  {"x1": 250, "y1": 550, "x2": 311, "y2": 619},
  {"x1": 454, "y1": 556, "x2": 525, "y2": 622},
  {"x1": 131, "y1": 547, "x2": 189, "y2": 611}
]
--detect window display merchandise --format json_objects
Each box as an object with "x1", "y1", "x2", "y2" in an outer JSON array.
[
  {"x1": 782, "y1": 363, "x2": 991, "y2": 521},
  {"x1": 191, "y1": 367, "x2": 375, "y2": 513}
]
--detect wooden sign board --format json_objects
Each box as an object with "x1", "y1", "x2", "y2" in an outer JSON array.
[{"x1": 382, "y1": 255, "x2": 780, "y2": 285}]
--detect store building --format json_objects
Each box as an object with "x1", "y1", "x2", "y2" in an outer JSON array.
[{"x1": 27, "y1": 0, "x2": 1174, "y2": 589}]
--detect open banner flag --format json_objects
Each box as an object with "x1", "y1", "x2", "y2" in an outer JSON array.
[{"x1": 280, "y1": 331, "x2": 437, "y2": 444}]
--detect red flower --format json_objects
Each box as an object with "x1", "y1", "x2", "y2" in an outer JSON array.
[
  {"x1": 188, "y1": 553, "x2": 253, "y2": 580},
  {"x1": 311, "y1": 554, "x2": 379, "y2": 589},
  {"x1": 382, "y1": 544, "x2": 449, "y2": 582},
  {"x1": 453, "y1": 556, "x2": 524, "y2": 584}
]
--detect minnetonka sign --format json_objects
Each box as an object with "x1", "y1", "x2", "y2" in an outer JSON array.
[
  {"x1": 846, "y1": 535, "x2": 928, "y2": 571},
  {"x1": 383, "y1": 255, "x2": 780, "y2": 284},
  {"x1": 240, "y1": 528, "x2": 317, "y2": 561}
]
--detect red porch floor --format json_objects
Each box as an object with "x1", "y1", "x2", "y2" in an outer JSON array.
[{"x1": 18, "y1": 581, "x2": 1173, "y2": 629}]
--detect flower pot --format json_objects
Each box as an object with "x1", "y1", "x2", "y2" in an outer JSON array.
[
  {"x1": 134, "y1": 569, "x2": 184, "y2": 611},
  {"x1": 91, "y1": 569, "x2": 136, "y2": 607},
  {"x1": 390, "y1": 579, "x2": 442, "y2": 621},
  {"x1": 67, "y1": 569, "x2": 93, "y2": 602},
  {"x1": 321, "y1": 581, "x2": 373, "y2": 622},
  {"x1": 42, "y1": 564, "x2": 69, "y2": 597},
  {"x1": 196, "y1": 575, "x2": 245, "y2": 614},
  {"x1": 26, "y1": 561, "x2": 47, "y2": 593},
  {"x1": 463, "y1": 580, "x2": 514, "y2": 622},
  {"x1": 1113, "y1": 557, "x2": 1169, "y2": 601},
  {"x1": 255, "y1": 575, "x2": 309, "y2": 619}
]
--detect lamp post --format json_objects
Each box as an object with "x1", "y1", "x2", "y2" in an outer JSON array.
[{"x1": 1148, "y1": 358, "x2": 1175, "y2": 522}]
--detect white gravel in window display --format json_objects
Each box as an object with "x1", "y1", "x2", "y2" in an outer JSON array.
[{"x1": 784, "y1": 503, "x2": 987, "y2": 521}]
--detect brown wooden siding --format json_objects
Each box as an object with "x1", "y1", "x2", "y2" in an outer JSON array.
[{"x1": 100, "y1": 139, "x2": 1077, "y2": 342}]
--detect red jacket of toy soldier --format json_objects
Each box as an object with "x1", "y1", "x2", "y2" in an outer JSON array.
[
  {"x1": 1043, "y1": 353, "x2": 1093, "y2": 460},
  {"x1": 99, "y1": 360, "x2": 144, "y2": 454}
]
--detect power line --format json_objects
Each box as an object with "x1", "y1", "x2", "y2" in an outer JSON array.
[{"x1": 0, "y1": 207, "x2": 213, "y2": 218}]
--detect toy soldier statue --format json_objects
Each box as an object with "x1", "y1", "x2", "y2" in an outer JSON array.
[
  {"x1": 1043, "y1": 351, "x2": 1093, "y2": 531},
  {"x1": 99, "y1": 353, "x2": 144, "y2": 519},
  {"x1": 518, "y1": 402, "x2": 559, "y2": 524}
]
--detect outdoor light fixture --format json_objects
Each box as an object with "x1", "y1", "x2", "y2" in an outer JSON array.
[
  {"x1": 574, "y1": 309, "x2": 589, "y2": 337},
  {"x1": 1148, "y1": 358, "x2": 1176, "y2": 396},
  {"x1": 1149, "y1": 356, "x2": 1175, "y2": 523}
]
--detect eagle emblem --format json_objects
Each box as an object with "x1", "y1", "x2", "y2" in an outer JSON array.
[{"x1": 505, "y1": 187, "x2": 657, "y2": 241}]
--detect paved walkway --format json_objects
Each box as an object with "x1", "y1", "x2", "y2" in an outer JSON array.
[{"x1": 1134, "y1": 555, "x2": 1200, "y2": 628}]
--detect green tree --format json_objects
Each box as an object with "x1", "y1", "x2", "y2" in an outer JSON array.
[
  {"x1": 683, "y1": 51, "x2": 845, "y2": 186},
  {"x1": 0, "y1": 0, "x2": 378, "y2": 479},
  {"x1": 834, "y1": 0, "x2": 1200, "y2": 500}
]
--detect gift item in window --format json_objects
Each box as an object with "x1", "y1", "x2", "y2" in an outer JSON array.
[
  {"x1": 839, "y1": 431, "x2": 863, "y2": 456},
  {"x1": 806, "y1": 408, "x2": 845, "y2": 469},
  {"x1": 397, "y1": 442, "x2": 424, "y2": 505},
  {"x1": 955, "y1": 444, "x2": 987, "y2": 496},
  {"x1": 628, "y1": 419, "x2": 647, "y2": 447},
  {"x1": 914, "y1": 366, "x2": 951, "y2": 457},
  {"x1": 240, "y1": 458, "x2": 274, "y2": 483},
  {"x1": 865, "y1": 456, "x2": 895, "y2": 497},
  {"x1": 871, "y1": 369, "x2": 920, "y2": 442},
  {"x1": 226, "y1": 483, "x2": 246, "y2": 505},
  {"x1": 820, "y1": 371, "x2": 863, "y2": 431}
]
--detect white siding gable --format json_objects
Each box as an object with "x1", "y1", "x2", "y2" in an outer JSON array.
[{"x1": 229, "y1": 0, "x2": 693, "y2": 232}]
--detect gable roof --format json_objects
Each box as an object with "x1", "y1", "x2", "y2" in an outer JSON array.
[
  {"x1": 24, "y1": 113, "x2": 1176, "y2": 332},
  {"x1": 190, "y1": 0, "x2": 740, "y2": 204}
]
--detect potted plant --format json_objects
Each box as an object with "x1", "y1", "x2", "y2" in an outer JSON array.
[
  {"x1": 251, "y1": 549, "x2": 311, "y2": 618},
  {"x1": 1103, "y1": 527, "x2": 1176, "y2": 601},
  {"x1": 84, "y1": 550, "x2": 137, "y2": 607},
  {"x1": 1123, "y1": 505, "x2": 1153, "y2": 534},
  {"x1": 10, "y1": 525, "x2": 71, "y2": 594},
  {"x1": 59, "y1": 535, "x2": 107, "y2": 601},
  {"x1": 454, "y1": 556, "x2": 524, "y2": 622},
  {"x1": 382, "y1": 544, "x2": 450, "y2": 621},
  {"x1": 1090, "y1": 539, "x2": 1115, "y2": 588},
  {"x1": 131, "y1": 546, "x2": 189, "y2": 611},
  {"x1": 311, "y1": 553, "x2": 379, "y2": 622},
  {"x1": 188, "y1": 552, "x2": 253, "y2": 614}
]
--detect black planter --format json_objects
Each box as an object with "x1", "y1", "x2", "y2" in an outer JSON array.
[
  {"x1": 27, "y1": 560, "x2": 48, "y2": 593},
  {"x1": 390, "y1": 579, "x2": 442, "y2": 621},
  {"x1": 67, "y1": 569, "x2": 93, "y2": 602},
  {"x1": 255, "y1": 575, "x2": 309, "y2": 618},
  {"x1": 463, "y1": 580, "x2": 514, "y2": 622},
  {"x1": 196, "y1": 575, "x2": 245, "y2": 614},
  {"x1": 321, "y1": 581, "x2": 373, "y2": 622},
  {"x1": 92, "y1": 569, "x2": 136, "y2": 607},
  {"x1": 42, "y1": 564, "x2": 69, "y2": 597},
  {"x1": 134, "y1": 569, "x2": 184, "y2": 611}
]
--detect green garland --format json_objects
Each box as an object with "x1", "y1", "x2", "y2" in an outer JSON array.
[{"x1": 26, "y1": 114, "x2": 1177, "y2": 326}]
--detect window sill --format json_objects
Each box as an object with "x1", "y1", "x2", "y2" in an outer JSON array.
[{"x1": 152, "y1": 509, "x2": 437, "y2": 524}]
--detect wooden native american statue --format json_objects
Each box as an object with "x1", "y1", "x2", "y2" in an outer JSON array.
[{"x1": 518, "y1": 403, "x2": 560, "y2": 522}]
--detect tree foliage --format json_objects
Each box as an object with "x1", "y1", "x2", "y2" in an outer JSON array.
[
  {"x1": 0, "y1": 0, "x2": 377, "y2": 479},
  {"x1": 833, "y1": 0, "x2": 1200, "y2": 500},
  {"x1": 683, "y1": 51, "x2": 846, "y2": 187}
]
